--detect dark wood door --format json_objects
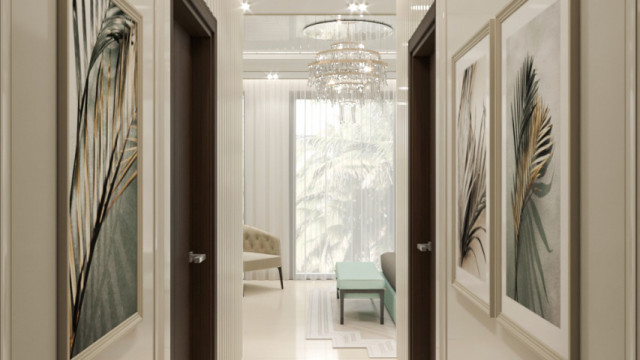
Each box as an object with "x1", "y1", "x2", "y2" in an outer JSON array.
[
  {"x1": 171, "y1": 0, "x2": 217, "y2": 358},
  {"x1": 408, "y1": 4, "x2": 437, "y2": 360}
]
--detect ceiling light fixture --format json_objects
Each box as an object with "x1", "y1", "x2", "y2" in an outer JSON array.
[
  {"x1": 348, "y1": 2, "x2": 368, "y2": 13},
  {"x1": 304, "y1": 19, "x2": 393, "y2": 107},
  {"x1": 241, "y1": 1, "x2": 251, "y2": 13},
  {"x1": 267, "y1": 72, "x2": 279, "y2": 80},
  {"x1": 410, "y1": 4, "x2": 430, "y2": 11}
]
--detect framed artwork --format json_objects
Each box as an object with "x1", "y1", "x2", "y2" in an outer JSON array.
[
  {"x1": 495, "y1": 0, "x2": 579, "y2": 358},
  {"x1": 57, "y1": 0, "x2": 143, "y2": 358},
  {"x1": 451, "y1": 22, "x2": 497, "y2": 316}
]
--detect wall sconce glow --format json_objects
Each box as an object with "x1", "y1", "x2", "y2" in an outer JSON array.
[
  {"x1": 241, "y1": 1, "x2": 251, "y2": 13},
  {"x1": 267, "y1": 73, "x2": 279, "y2": 80},
  {"x1": 410, "y1": 4, "x2": 431, "y2": 11}
]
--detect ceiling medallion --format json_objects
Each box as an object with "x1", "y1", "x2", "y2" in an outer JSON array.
[{"x1": 304, "y1": 19, "x2": 393, "y2": 107}]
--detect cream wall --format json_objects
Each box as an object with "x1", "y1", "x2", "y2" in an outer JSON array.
[
  {"x1": 9, "y1": 0, "x2": 57, "y2": 359},
  {"x1": 396, "y1": 0, "x2": 633, "y2": 359},
  {"x1": 4, "y1": 0, "x2": 244, "y2": 359},
  {"x1": 579, "y1": 0, "x2": 628, "y2": 358}
]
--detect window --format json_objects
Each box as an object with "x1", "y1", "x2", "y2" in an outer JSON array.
[{"x1": 294, "y1": 95, "x2": 396, "y2": 277}]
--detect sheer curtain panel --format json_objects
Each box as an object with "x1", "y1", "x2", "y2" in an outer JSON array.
[{"x1": 243, "y1": 79, "x2": 396, "y2": 281}]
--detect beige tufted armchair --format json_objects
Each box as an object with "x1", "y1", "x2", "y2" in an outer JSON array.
[{"x1": 243, "y1": 225, "x2": 283, "y2": 289}]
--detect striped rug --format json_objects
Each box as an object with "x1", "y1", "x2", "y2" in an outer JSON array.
[{"x1": 306, "y1": 288, "x2": 397, "y2": 358}]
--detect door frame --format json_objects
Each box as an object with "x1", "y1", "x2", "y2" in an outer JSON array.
[
  {"x1": 170, "y1": 0, "x2": 217, "y2": 358},
  {"x1": 407, "y1": 5, "x2": 437, "y2": 360}
]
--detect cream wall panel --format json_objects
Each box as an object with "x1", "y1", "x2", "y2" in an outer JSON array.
[
  {"x1": 205, "y1": 0, "x2": 245, "y2": 359},
  {"x1": 0, "y1": 0, "x2": 11, "y2": 358},
  {"x1": 580, "y1": 0, "x2": 627, "y2": 358},
  {"x1": 394, "y1": 0, "x2": 631, "y2": 359},
  {"x1": 10, "y1": 0, "x2": 57, "y2": 358}
]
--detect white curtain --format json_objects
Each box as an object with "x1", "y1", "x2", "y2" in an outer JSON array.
[{"x1": 243, "y1": 79, "x2": 396, "y2": 280}]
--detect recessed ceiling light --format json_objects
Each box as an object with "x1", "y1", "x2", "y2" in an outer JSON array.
[
  {"x1": 410, "y1": 4, "x2": 430, "y2": 11},
  {"x1": 348, "y1": 2, "x2": 367, "y2": 13},
  {"x1": 267, "y1": 73, "x2": 279, "y2": 80},
  {"x1": 241, "y1": 1, "x2": 251, "y2": 13}
]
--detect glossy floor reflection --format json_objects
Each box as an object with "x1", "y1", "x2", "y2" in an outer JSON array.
[{"x1": 243, "y1": 280, "x2": 397, "y2": 360}]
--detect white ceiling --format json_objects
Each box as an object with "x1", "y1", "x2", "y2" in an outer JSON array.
[
  {"x1": 244, "y1": 15, "x2": 397, "y2": 52},
  {"x1": 243, "y1": 15, "x2": 397, "y2": 79},
  {"x1": 243, "y1": 0, "x2": 396, "y2": 15}
]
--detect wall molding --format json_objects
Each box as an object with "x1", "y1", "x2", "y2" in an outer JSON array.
[
  {"x1": 153, "y1": 0, "x2": 170, "y2": 358},
  {"x1": 626, "y1": 0, "x2": 638, "y2": 358},
  {"x1": 0, "y1": 0, "x2": 10, "y2": 358}
]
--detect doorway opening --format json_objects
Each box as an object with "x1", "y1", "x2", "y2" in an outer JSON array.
[{"x1": 241, "y1": 11, "x2": 399, "y2": 360}]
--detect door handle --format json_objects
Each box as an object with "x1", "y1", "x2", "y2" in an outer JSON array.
[
  {"x1": 189, "y1": 251, "x2": 207, "y2": 264},
  {"x1": 417, "y1": 242, "x2": 432, "y2": 252}
]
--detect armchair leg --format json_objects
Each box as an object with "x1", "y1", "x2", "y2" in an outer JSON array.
[{"x1": 278, "y1": 267, "x2": 284, "y2": 289}]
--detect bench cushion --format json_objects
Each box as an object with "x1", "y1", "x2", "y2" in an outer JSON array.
[
  {"x1": 243, "y1": 251, "x2": 281, "y2": 272},
  {"x1": 336, "y1": 262, "x2": 385, "y2": 290}
]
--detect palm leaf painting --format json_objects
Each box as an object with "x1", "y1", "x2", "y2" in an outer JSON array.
[
  {"x1": 68, "y1": 0, "x2": 138, "y2": 355},
  {"x1": 457, "y1": 63, "x2": 487, "y2": 277},
  {"x1": 508, "y1": 55, "x2": 554, "y2": 319}
]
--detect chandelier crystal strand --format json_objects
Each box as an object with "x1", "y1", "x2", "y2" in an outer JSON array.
[
  {"x1": 304, "y1": 19, "x2": 392, "y2": 107},
  {"x1": 308, "y1": 42, "x2": 388, "y2": 106}
]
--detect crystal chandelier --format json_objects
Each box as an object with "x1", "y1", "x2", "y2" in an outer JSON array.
[{"x1": 304, "y1": 19, "x2": 393, "y2": 106}]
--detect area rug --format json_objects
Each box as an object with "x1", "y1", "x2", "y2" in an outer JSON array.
[{"x1": 306, "y1": 288, "x2": 397, "y2": 358}]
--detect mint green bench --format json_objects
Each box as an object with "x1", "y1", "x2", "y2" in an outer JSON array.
[{"x1": 335, "y1": 262, "x2": 385, "y2": 325}]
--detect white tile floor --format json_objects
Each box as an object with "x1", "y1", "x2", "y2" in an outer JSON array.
[{"x1": 242, "y1": 280, "x2": 397, "y2": 360}]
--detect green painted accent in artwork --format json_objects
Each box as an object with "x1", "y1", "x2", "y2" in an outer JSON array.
[{"x1": 69, "y1": 0, "x2": 139, "y2": 356}]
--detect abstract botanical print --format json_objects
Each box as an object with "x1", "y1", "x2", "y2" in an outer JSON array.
[
  {"x1": 68, "y1": 0, "x2": 138, "y2": 355},
  {"x1": 456, "y1": 62, "x2": 488, "y2": 280},
  {"x1": 505, "y1": 0, "x2": 561, "y2": 326},
  {"x1": 507, "y1": 55, "x2": 554, "y2": 320}
]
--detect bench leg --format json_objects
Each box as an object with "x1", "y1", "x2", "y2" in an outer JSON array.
[
  {"x1": 379, "y1": 290, "x2": 385, "y2": 325},
  {"x1": 277, "y1": 267, "x2": 283, "y2": 289},
  {"x1": 340, "y1": 290, "x2": 345, "y2": 325}
]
